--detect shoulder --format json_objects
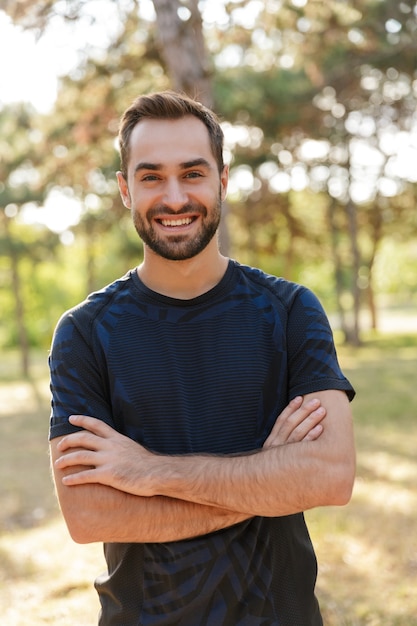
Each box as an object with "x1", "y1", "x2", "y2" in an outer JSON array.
[
  {"x1": 231, "y1": 260, "x2": 317, "y2": 312},
  {"x1": 52, "y1": 270, "x2": 137, "y2": 342}
]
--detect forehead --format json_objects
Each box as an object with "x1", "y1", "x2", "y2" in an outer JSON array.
[{"x1": 127, "y1": 116, "x2": 214, "y2": 171}]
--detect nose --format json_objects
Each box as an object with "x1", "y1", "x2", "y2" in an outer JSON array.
[{"x1": 163, "y1": 177, "x2": 188, "y2": 210}]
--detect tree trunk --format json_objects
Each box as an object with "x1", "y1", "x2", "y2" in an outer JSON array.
[
  {"x1": 152, "y1": 0, "x2": 213, "y2": 106},
  {"x1": 366, "y1": 204, "x2": 383, "y2": 330},
  {"x1": 4, "y1": 215, "x2": 30, "y2": 378},
  {"x1": 327, "y1": 199, "x2": 350, "y2": 342},
  {"x1": 345, "y1": 198, "x2": 361, "y2": 346},
  {"x1": 84, "y1": 216, "x2": 96, "y2": 295},
  {"x1": 280, "y1": 196, "x2": 296, "y2": 281}
]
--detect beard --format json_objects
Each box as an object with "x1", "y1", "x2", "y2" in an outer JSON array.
[{"x1": 132, "y1": 194, "x2": 222, "y2": 261}]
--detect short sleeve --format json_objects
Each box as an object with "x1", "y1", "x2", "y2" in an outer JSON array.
[
  {"x1": 49, "y1": 312, "x2": 114, "y2": 440},
  {"x1": 286, "y1": 287, "x2": 355, "y2": 401}
]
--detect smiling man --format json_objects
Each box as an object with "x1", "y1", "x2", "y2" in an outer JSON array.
[
  {"x1": 118, "y1": 114, "x2": 226, "y2": 271},
  {"x1": 49, "y1": 91, "x2": 355, "y2": 625}
]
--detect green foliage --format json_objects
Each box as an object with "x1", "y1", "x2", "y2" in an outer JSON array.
[
  {"x1": 374, "y1": 238, "x2": 417, "y2": 296},
  {"x1": 1, "y1": 0, "x2": 417, "y2": 351},
  {"x1": 215, "y1": 67, "x2": 315, "y2": 133}
]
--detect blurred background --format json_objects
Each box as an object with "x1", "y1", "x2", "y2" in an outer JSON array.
[{"x1": 0, "y1": 1, "x2": 416, "y2": 624}]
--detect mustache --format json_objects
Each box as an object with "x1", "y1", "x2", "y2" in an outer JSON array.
[{"x1": 146, "y1": 203, "x2": 207, "y2": 220}]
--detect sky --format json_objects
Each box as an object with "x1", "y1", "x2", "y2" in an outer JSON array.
[
  {"x1": 0, "y1": 0, "x2": 263, "y2": 112},
  {"x1": 0, "y1": 11, "x2": 89, "y2": 235},
  {"x1": 0, "y1": 2, "x2": 138, "y2": 113},
  {"x1": 0, "y1": 11, "x2": 74, "y2": 113},
  {"x1": 0, "y1": 5, "x2": 133, "y2": 235}
]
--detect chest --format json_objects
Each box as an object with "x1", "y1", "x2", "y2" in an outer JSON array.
[{"x1": 105, "y1": 304, "x2": 288, "y2": 454}]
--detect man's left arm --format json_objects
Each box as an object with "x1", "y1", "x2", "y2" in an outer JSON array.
[
  {"x1": 150, "y1": 389, "x2": 355, "y2": 516},
  {"x1": 55, "y1": 389, "x2": 355, "y2": 517}
]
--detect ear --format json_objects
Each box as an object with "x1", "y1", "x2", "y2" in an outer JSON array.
[
  {"x1": 117, "y1": 172, "x2": 131, "y2": 209},
  {"x1": 220, "y1": 164, "x2": 229, "y2": 201}
]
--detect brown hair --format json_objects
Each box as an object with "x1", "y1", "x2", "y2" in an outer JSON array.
[{"x1": 118, "y1": 91, "x2": 224, "y2": 178}]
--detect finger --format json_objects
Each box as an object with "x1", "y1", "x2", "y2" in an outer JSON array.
[
  {"x1": 264, "y1": 402, "x2": 326, "y2": 448},
  {"x1": 266, "y1": 397, "x2": 321, "y2": 446},
  {"x1": 263, "y1": 397, "x2": 304, "y2": 447},
  {"x1": 302, "y1": 423, "x2": 323, "y2": 442},
  {"x1": 55, "y1": 449, "x2": 98, "y2": 470},
  {"x1": 286, "y1": 406, "x2": 326, "y2": 443},
  {"x1": 68, "y1": 415, "x2": 114, "y2": 437},
  {"x1": 275, "y1": 396, "x2": 303, "y2": 422},
  {"x1": 62, "y1": 468, "x2": 99, "y2": 486},
  {"x1": 57, "y1": 430, "x2": 105, "y2": 453}
]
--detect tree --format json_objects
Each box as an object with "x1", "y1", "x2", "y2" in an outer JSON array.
[
  {"x1": 209, "y1": 0, "x2": 417, "y2": 342},
  {"x1": 152, "y1": 0, "x2": 213, "y2": 105},
  {"x1": 0, "y1": 104, "x2": 51, "y2": 376},
  {"x1": 3, "y1": 0, "x2": 417, "y2": 347}
]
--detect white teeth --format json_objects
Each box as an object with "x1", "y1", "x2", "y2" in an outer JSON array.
[{"x1": 161, "y1": 217, "x2": 193, "y2": 227}]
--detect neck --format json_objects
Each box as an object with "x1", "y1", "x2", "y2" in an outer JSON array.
[{"x1": 137, "y1": 241, "x2": 229, "y2": 300}]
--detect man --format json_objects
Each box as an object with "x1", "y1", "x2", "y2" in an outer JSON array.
[{"x1": 49, "y1": 91, "x2": 355, "y2": 625}]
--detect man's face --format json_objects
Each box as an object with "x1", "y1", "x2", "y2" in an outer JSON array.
[{"x1": 117, "y1": 116, "x2": 228, "y2": 261}]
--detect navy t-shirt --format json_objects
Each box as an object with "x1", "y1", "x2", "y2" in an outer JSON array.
[{"x1": 49, "y1": 259, "x2": 354, "y2": 625}]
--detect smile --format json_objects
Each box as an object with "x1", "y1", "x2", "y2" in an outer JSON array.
[{"x1": 159, "y1": 217, "x2": 194, "y2": 227}]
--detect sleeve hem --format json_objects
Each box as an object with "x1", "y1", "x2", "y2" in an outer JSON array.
[{"x1": 290, "y1": 379, "x2": 355, "y2": 402}]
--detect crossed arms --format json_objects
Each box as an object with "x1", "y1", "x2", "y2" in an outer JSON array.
[{"x1": 50, "y1": 390, "x2": 355, "y2": 544}]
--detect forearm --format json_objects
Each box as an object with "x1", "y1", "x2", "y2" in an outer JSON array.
[
  {"x1": 54, "y1": 480, "x2": 250, "y2": 544},
  {"x1": 147, "y1": 390, "x2": 355, "y2": 517},
  {"x1": 152, "y1": 443, "x2": 348, "y2": 517}
]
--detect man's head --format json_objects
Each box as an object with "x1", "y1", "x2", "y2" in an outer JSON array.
[
  {"x1": 117, "y1": 92, "x2": 228, "y2": 262},
  {"x1": 118, "y1": 91, "x2": 225, "y2": 179}
]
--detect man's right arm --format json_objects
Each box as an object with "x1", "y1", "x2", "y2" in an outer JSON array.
[
  {"x1": 50, "y1": 396, "x2": 325, "y2": 544},
  {"x1": 49, "y1": 317, "x2": 251, "y2": 542},
  {"x1": 50, "y1": 436, "x2": 251, "y2": 543}
]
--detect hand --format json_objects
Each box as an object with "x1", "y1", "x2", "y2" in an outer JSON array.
[
  {"x1": 54, "y1": 415, "x2": 157, "y2": 495},
  {"x1": 263, "y1": 396, "x2": 326, "y2": 449}
]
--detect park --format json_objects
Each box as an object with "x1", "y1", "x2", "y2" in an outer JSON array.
[{"x1": 1, "y1": 1, "x2": 417, "y2": 623}]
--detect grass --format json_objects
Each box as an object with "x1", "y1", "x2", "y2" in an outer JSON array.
[
  {"x1": 308, "y1": 331, "x2": 417, "y2": 626},
  {"x1": 1, "y1": 332, "x2": 416, "y2": 625},
  {"x1": 0, "y1": 351, "x2": 104, "y2": 624}
]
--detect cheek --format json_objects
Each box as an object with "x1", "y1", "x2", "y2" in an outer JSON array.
[{"x1": 131, "y1": 185, "x2": 155, "y2": 205}]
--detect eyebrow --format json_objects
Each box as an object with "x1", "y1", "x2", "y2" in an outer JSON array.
[
  {"x1": 134, "y1": 158, "x2": 212, "y2": 174},
  {"x1": 181, "y1": 158, "x2": 212, "y2": 170},
  {"x1": 134, "y1": 162, "x2": 160, "y2": 174}
]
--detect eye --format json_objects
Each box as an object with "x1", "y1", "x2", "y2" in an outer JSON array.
[
  {"x1": 184, "y1": 171, "x2": 203, "y2": 179},
  {"x1": 141, "y1": 174, "x2": 160, "y2": 182}
]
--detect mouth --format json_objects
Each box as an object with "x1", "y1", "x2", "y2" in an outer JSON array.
[
  {"x1": 155, "y1": 215, "x2": 200, "y2": 231},
  {"x1": 159, "y1": 217, "x2": 194, "y2": 227}
]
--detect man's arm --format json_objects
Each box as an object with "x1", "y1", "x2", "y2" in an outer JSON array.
[
  {"x1": 54, "y1": 391, "x2": 353, "y2": 521},
  {"x1": 51, "y1": 396, "x2": 326, "y2": 543},
  {"x1": 160, "y1": 389, "x2": 355, "y2": 515},
  {"x1": 50, "y1": 437, "x2": 250, "y2": 544},
  {"x1": 158, "y1": 389, "x2": 355, "y2": 516}
]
